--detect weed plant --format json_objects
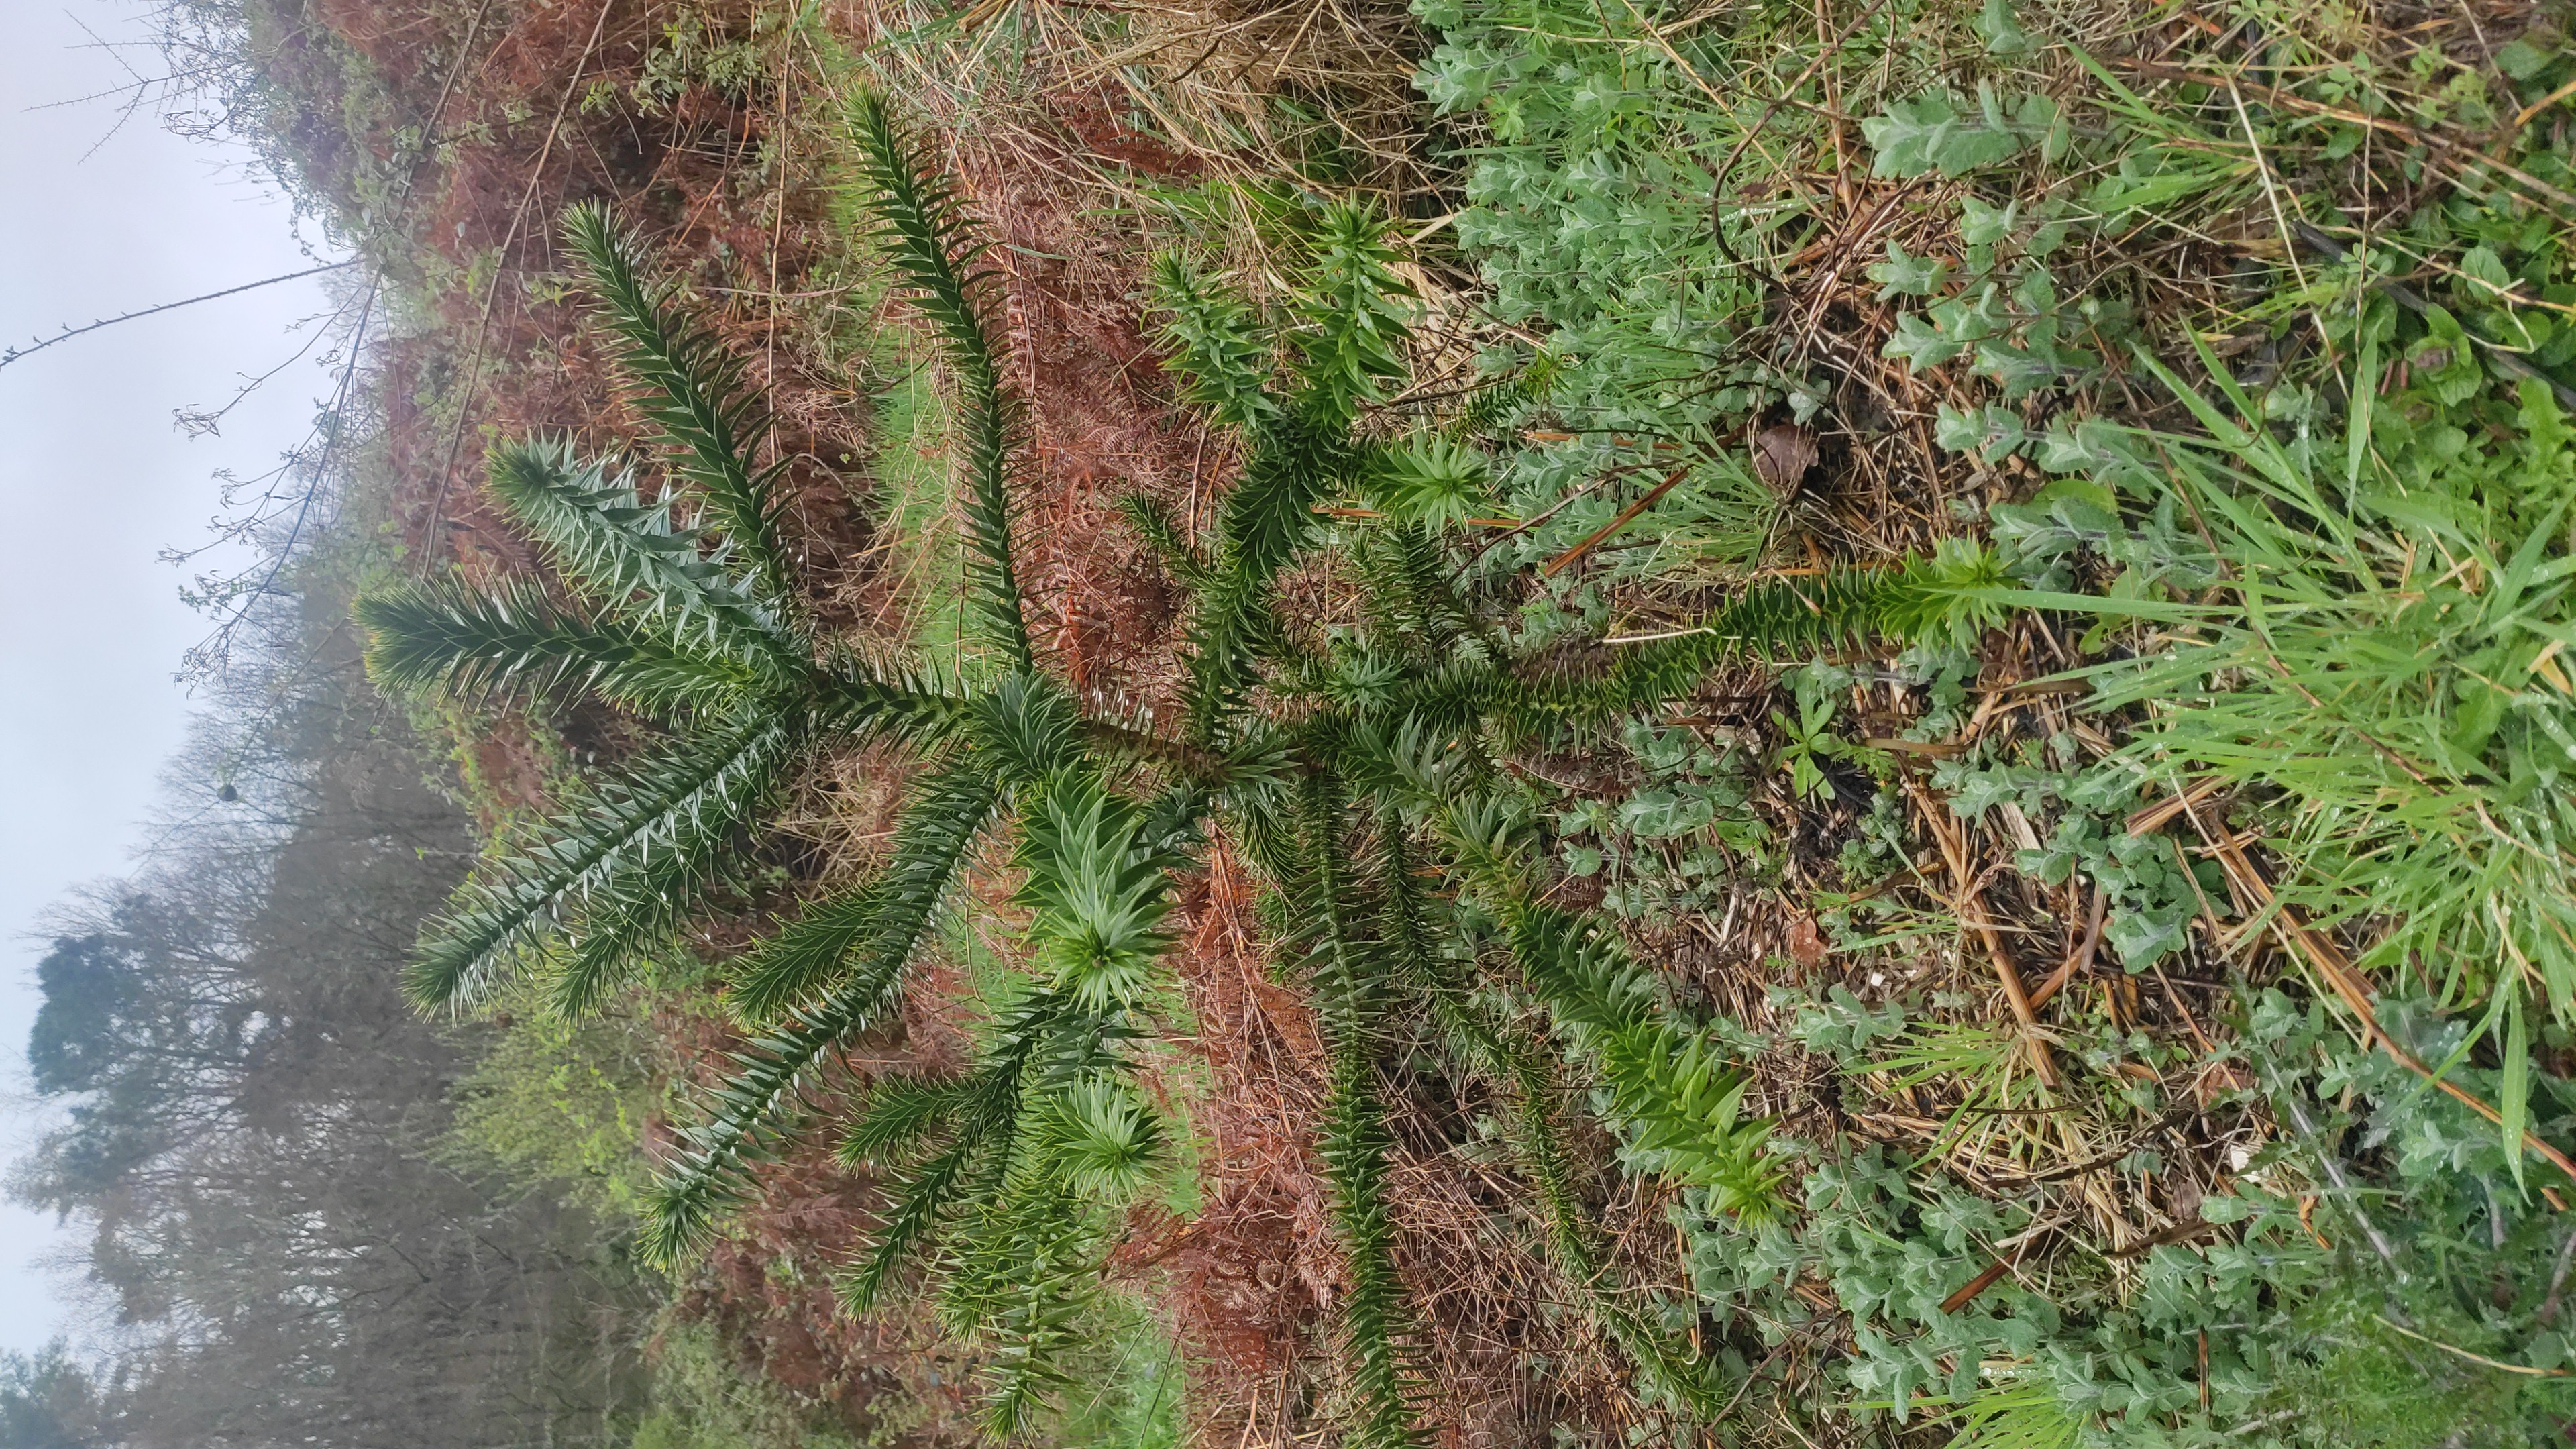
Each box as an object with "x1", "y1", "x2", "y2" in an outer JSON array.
[{"x1": 1413, "y1": 0, "x2": 2576, "y2": 1441}]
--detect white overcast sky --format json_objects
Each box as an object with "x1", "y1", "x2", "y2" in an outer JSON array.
[{"x1": 0, "y1": 0, "x2": 344, "y2": 1352}]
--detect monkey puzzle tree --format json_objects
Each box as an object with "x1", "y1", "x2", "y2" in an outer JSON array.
[
  {"x1": 360, "y1": 88, "x2": 2008, "y2": 1440},
  {"x1": 357, "y1": 93, "x2": 1435, "y2": 1439}
]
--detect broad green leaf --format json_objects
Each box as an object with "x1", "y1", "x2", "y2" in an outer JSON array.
[
  {"x1": 1868, "y1": 242, "x2": 1953, "y2": 299},
  {"x1": 1863, "y1": 93, "x2": 2027, "y2": 178},
  {"x1": 1974, "y1": 0, "x2": 2032, "y2": 55}
]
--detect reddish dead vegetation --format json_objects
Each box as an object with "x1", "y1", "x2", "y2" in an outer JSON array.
[
  {"x1": 1118, "y1": 845, "x2": 1340, "y2": 1433},
  {"x1": 303, "y1": 0, "x2": 877, "y2": 612},
  {"x1": 941, "y1": 103, "x2": 1208, "y2": 718}
]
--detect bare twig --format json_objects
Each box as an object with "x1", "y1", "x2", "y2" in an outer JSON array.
[
  {"x1": 417, "y1": 0, "x2": 621, "y2": 564},
  {"x1": 2538, "y1": 1226, "x2": 2576, "y2": 1326},
  {"x1": 1541, "y1": 467, "x2": 1689, "y2": 578},
  {"x1": 1907, "y1": 780, "x2": 2059, "y2": 1089},
  {"x1": 2373, "y1": 1314, "x2": 2572, "y2": 1377},
  {"x1": 2027, "y1": 885, "x2": 2106, "y2": 1014},
  {"x1": 0, "y1": 262, "x2": 360, "y2": 374}
]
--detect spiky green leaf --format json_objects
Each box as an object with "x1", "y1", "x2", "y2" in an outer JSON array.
[
  {"x1": 407, "y1": 708, "x2": 813, "y2": 1015},
  {"x1": 643, "y1": 767, "x2": 1004, "y2": 1263},
  {"x1": 562, "y1": 201, "x2": 796, "y2": 609},
  {"x1": 1014, "y1": 771, "x2": 1177, "y2": 1013},
  {"x1": 358, "y1": 575, "x2": 764, "y2": 719},
  {"x1": 1296, "y1": 777, "x2": 1424, "y2": 1449},
  {"x1": 1295, "y1": 203, "x2": 1415, "y2": 429},
  {"x1": 1148, "y1": 252, "x2": 1279, "y2": 429},
  {"x1": 483, "y1": 437, "x2": 799, "y2": 678},
  {"x1": 727, "y1": 761, "x2": 1000, "y2": 1023},
  {"x1": 845, "y1": 90, "x2": 1030, "y2": 669}
]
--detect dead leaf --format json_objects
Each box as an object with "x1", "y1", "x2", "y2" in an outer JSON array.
[
  {"x1": 1786, "y1": 912, "x2": 1827, "y2": 969},
  {"x1": 1752, "y1": 423, "x2": 1818, "y2": 496}
]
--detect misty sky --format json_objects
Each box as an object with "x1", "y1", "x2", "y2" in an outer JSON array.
[{"x1": 0, "y1": 0, "x2": 345, "y2": 1352}]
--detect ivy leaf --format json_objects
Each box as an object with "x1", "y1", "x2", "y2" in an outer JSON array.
[
  {"x1": 2022, "y1": 93, "x2": 2069, "y2": 166},
  {"x1": 1947, "y1": 767, "x2": 2023, "y2": 820},
  {"x1": 2498, "y1": 36, "x2": 2556, "y2": 80},
  {"x1": 1931, "y1": 285, "x2": 2011, "y2": 345},
  {"x1": 2011, "y1": 267, "x2": 2059, "y2": 317},
  {"x1": 1883, "y1": 311, "x2": 1966, "y2": 370},
  {"x1": 1976, "y1": 339, "x2": 2097, "y2": 398},
  {"x1": 1960, "y1": 195, "x2": 2018, "y2": 248},
  {"x1": 1620, "y1": 787, "x2": 1716, "y2": 839},
  {"x1": 2459, "y1": 244, "x2": 2516, "y2": 294},
  {"x1": 1864, "y1": 93, "x2": 2027, "y2": 178},
  {"x1": 2107, "y1": 900, "x2": 2188, "y2": 965},
  {"x1": 1868, "y1": 242, "x2": 1953, "y2": 299},
  {"x1": 1934, "y1": 402, "x2": 2027, "y2": 460},
  {"x1": 2033, "y1": 415, "x2": 2139, "y2": 475},
  {"x1": 1974, "y1": 0, "x2": 2033, "y2": 55},
  {"x1": 2417, "y1": 306, "x2": 2487, "y2": 405}
]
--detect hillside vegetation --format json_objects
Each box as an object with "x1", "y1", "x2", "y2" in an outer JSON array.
[{"x1": 14, "y1": 0, "x2": 2576, "y2": 1446}]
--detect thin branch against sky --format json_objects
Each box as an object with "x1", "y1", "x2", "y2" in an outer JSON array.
[{"x1": 0, "y1": 258, "x2": 358, "y2": 372}]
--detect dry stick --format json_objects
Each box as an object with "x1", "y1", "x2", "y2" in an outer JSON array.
[
  {"x1": 1540, "y1": 466, "x2": 1690, "y2": 578},
  {"x1": 2123, "y1": 773, "x2": 2226, "y2": 837},
  {"x1": 1464, "y1": 461, "x2": 1641, "y2": 569},
  {"x1": 1905, "y1": 780, "x2": 2059, "y2": 1089},
  {"x1": 1937, "y1": 1248, "x2": 2019, "y2": 1315},
  {"x1": 196, "y1": 288, "x2": 381, "y2": 674},
  {"x1": 2227, "y1": 81, "x2": 2347, "y2": 398},
  {"x1": 2372, "y1": 1314, "x2": 2574, "y2": 1378},
  {"x1": 416, "y1": 0, "x2": 621, "y2": 565},
  {"x1": 1986, "y1": 1106, "x2": 2198, "y2": 1189},
  {"x1": 2538, "y1": 1225, "x2": 2576, "y2": 1326},
  {"x1": 2151, "y1": 959, "x2": 2218, "y2": 1056},
  {"x1": 2167, "y1": 791, "x2": 2576, "y2": 1191},
  {"x1": 2513, "y1": 73, "x2": 2576, "y2": 131},
  {"x1": 2027, "y1": 884, "x2": 2107, "y2": 1014},
  {"x1": 1937, "y1": 1214, "x2": 2068, "y2": 1314},
  {"x1": 2106, "y1": 1218, "x2": 2224, "y2": 1259},
  {"x1": 176, "y1": 0, "x2": 496, "y2": 684},
  {"x1": 766, "y1": 25, "x2": 793, "y2": 466}
]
